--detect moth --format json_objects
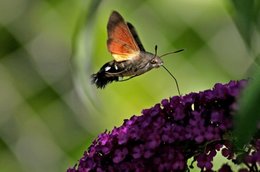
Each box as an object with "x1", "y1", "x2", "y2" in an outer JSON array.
[{"x1": 91, "y1": 11, "x2": 183, "y2": 95}]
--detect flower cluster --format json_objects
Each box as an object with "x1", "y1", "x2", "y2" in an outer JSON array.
[{"x1": 68, "y1": 80, "x2": 260, "y2": 171}]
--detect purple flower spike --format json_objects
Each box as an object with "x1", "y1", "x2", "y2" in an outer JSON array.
[{"x1": 68, "y1": 80, "x2": 260, "y2": 171}]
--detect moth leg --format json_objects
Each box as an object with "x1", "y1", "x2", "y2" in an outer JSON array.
[{"x1": 118, "y1": 75, "x2": 138, "y2": 82}]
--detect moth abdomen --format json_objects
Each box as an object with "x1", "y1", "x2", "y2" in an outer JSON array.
[
  {"x1": 91, "y1": 72, "x2": 118, "y2": 89},
  {"x1": 91, "y1": 61, "x2": 120, "y2": 88}
]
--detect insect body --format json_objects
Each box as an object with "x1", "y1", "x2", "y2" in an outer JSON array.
[{"x1": 92, "y1": 51, "x2": 163, "y2": 88}]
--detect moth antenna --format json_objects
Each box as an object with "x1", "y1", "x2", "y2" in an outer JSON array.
[
  {"x1": 154, "y1": 45, "x2": 158, "y2": 56},
  {"x1": 161, "y1": 65, "x2": 181, "y2": 96},
  {"x1": 160, "y1": 49, "x2": 184, "y2": 58}
]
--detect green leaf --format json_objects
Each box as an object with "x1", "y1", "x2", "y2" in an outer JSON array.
[
  {"x1": 71, "y1": 0, "x2": 103, "y2": 111},
  {"x1": 234, "y1": 68, "x2": 260, "y2": 148},
  {"x1": 229, "y1": 0, "x2": 258, "y2": 49}
]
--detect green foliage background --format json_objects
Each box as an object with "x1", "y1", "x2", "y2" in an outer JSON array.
[{"x1": 0, "y1": 0, "x2": 259, "y2": 171}]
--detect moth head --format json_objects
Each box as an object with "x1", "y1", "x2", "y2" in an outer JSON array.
[
  {"x1": 148, "y1": 45, "x2": 163, "y2": 68},
  {"x1": 150, "y1": 56, "x2": 163, "y2": 68}
]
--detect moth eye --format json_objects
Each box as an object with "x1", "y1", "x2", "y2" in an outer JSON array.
[{"x1": 151, "y1": 59, "x2": 157, "y2": 64}]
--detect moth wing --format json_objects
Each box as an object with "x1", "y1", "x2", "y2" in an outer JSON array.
[
  {"x1": 107, "y1": 11, "x2": 140, "y2": 62},
  {"x1": 127, "y1": 22, "x2": 145, "y2": 52}
]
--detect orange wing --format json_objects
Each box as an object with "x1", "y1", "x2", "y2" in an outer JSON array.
[{"x1": 107, "y1": 11, "x2": 140, "y2": 62}]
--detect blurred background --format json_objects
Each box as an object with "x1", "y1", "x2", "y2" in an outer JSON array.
[{"x1": 0, "y1": 0, "x2": 259, "y2": 171}]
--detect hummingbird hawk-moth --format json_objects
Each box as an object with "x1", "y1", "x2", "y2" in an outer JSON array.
[{"x1": 91, "y1": 11, "x2": 183, "y2": 95}]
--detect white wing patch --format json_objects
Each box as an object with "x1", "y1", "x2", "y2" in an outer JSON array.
[{"x1": 105, "y1": 66, "x2": 111, "y2": 71}]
